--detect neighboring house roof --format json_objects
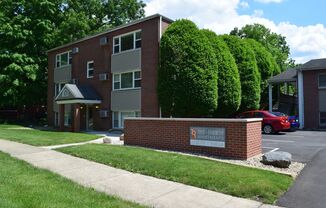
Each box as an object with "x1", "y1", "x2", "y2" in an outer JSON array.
[
  {"x1": 47, "y1": 13, "x2": 173, "y2": 53},
  {"x1": 298, "y1": 58, "x2": 326, "y2": 71},
  {"x1": 268, "y1": 68, "x2": 298, "y2": 83},
  {"x1": 55, "y1": 84, "x2": 101, "y2": 104}
]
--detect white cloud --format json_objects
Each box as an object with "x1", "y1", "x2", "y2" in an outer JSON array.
[
  {"x1": 239, "y1": 1, "x2": 249, "y2": 9},
  {"x1": 253, "y1": 10, "x2": 264, "y2": 17},
  {"x1": 145, "y1": 0, "x2": 326, "y2": 63},
  {"x1": 254, "y1": 0, "x2": 284, "y2": 3}
]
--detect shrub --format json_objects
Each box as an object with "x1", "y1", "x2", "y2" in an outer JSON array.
[
  {"x1": 158, "y1": 19, "x2": 218, "y2": 117},
  {"x1": 201, "y1": 29, "x2": 241, "y2": 117},
  {"x1": 221, "y1": 35, "x2": 261, "y2": 111},
  {"x1": 245, "y1": 39, "x2": 278, "y2": 107}
]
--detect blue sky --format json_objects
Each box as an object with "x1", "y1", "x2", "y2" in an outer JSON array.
[
  {"x1": 239, "y1": 0, "x2": 326, "y2": 26},
  {"x1": 144, "y1": 0, "x2": 326, "y2": 63}
]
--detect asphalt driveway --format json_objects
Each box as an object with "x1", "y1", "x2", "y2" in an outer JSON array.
[
  {"x1": 262, "y1": 131, "x2": 326, "y2": 163},
  {"x1": 262, "y1": 131, "x2": 326, "y2": 208}
]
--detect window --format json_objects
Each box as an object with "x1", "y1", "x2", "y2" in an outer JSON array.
[
  {"x1": 54, "y1": 112, "x2": 59, "y2": 126},
  {"x1": 113, "y1": 74, "x2": 120, "y2": 89},
  {"x1": 121, "y1": 33, "x2": 134, "y2": 51},
  {"x1": 134, "y1": 71, "x2": 141, "y2": 88},
  {"x1": 113, "y1": 71, "x2": 141, "y2": 90},
  {"x1": 135, "y1": 31, "x2": 141, "y2": 48},
  {"x1": 64, "y1": 113, "x2": 71, "y2": 126},
  {"x1": 56, "y1": 51, "x2": 72, "y2": 68},
  {"x1": 113, "y1": 38, "x2": 120, "y2": 54},
  {"x1": 121, "y1": 72, "x2": 133, "y2": 88},
  {"x1": 321, "y1": 112, "x2": 326, "y2": 125},
  {"x1": 113, "y1": 112, "x2": 119, "y2": 128},
  {"x1": 112, "y1": 111, "x2": 140, "y2": 128},
  {"x1": 54, "y1": 83, "x2": 66, "y2": 97},
  {"x1": 239, "y1": 112, "x2": 252, "y2": 118},
  {"x1": 319, "y1": 74, "x2": 326, "y2": 88},
  {"x1": 87, "y1": 61, "x2": 94, "y2": 78},
  {"x1": 253, "y1": 112, "x2": 264, "y2": 118},
  {"x1": 113, "y1": 31, "x2": 141, "y2": 54}
]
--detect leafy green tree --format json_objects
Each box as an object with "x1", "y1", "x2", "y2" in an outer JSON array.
[
  {"x1": 201, "y1": 29, "x2": 241, "y2": 117},
  {"x1": 158, "y1": 20, "x2": 218, "y2": 117},
  {"x1": 221, "y1": 35, "x2": 261, "y2": 111},
  {"x1": 245, "y1": 39, "x2": 278, "y2": 107},
  {"x1": 0, "y1": 0, "x2": 145, "y2": 108},
  {"x1": 230, "y1": 24, "x2": 290, "y2": 72}
]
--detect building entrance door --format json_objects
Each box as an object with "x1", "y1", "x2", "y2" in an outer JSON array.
[{"x1": 86, "y1": 105, "x2": 94, "y2": 131}]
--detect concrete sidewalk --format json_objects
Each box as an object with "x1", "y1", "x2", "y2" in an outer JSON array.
[{"x1": 0, "y1": 139, "x2": 280, "y2": 208}]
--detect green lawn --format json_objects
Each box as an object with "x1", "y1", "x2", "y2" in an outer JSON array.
[
  {"x1": 0, "y1": 151, "x2": 145, "y2": 208},
  {"x1": 0, "y1": 124, "x2": 99, "y2": 146},
  {"x1": 58, "y1": 144, "x2": 293, "y2": 204}
]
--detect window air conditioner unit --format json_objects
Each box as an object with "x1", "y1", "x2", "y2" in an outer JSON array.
[
  {"x1": 99, "y1": 110, "x2": 108, "y2": 118},
  {"x1": 72, "y1": 47, "x2": 79, "y2": 54},
  {"x1": 100, "y1": 37, "x2": 108, "y2": 45},
  {"x1": 71, "y1": 78, "x2": 78, "y2": 84},
  {"x1": 99, "y1": 73, "x2": 109, "y2": 81}
]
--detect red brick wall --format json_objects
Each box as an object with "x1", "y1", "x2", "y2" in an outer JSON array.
[
  {"x1": 47, "y1": 16, "x2": 172, "y2": 130},
  {"x1": 303, "y1": 70, "x2": 319, "y2": 129},
  {"x1": 124, "y1": 118, "x2": 262, "y2": 159}
]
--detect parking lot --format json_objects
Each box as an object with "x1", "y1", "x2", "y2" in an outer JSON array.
[
  {"x1": 262, "y1": 130, "x2": 326, "y2": 208},
  {"x1": 262, "y1": 130, "x2": 326, "y2": 163}
]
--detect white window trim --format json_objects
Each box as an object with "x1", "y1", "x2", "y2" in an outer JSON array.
[
  {"x1": 87, "y1": 60, "x2": 94, "y2": 79},
  {"x1": 318, "y1": 74, "x2": 326, "y2": 89},
  {"x1": 112, "y1": 111, "x2": 140, "y2": 128},
  {"x1": 55, "y1": 51, "x2": 72, "y2": 68},
  {"x1": 112, "y1": 30, "x2": 141, "y2": 54},
  {"x1": 54, "y1": 82, "x2": 66, "y2": 97},
  {"x1": 112, "y1": 70, "x2": 141, "y2": 91},
  {"x1": 320, "y1": 112, "x2": 326, "y2": 126}
]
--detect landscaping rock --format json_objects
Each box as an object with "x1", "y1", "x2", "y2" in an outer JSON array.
[
  {"x1": 262, "y1": 151, "x2": 292, "y2": 168},
  {"x1": 103, "y1": 138, "x2": 111, "y2": 144}
]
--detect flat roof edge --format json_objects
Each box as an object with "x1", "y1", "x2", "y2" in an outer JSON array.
[
  {"x1": 47, "y1": 13, "x2": 173, "y2": 53},
  {"x1": 268, "y1": 78, "x2": 297, "y2": 83}
]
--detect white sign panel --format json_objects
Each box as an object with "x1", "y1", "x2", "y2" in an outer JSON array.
[{"x1": 190, "y1": 127, "x2": 225, "y2": 148}]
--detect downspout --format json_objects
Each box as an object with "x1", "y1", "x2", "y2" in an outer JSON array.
[{"x1": 159, "y1": 16, "x2": 162, "y2": 118}]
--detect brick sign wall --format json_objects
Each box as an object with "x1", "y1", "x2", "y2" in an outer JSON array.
[{"x1": 124, "y1": 118, "x2": 262, "y2": 159}]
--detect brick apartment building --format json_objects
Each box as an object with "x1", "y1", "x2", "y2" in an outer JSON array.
[
  {"x1": 268, "y1": 58, "x2": 326, "y2": 129},
  {"x1": 47, "y1": 14, "x2": 172, "y2": 131}
]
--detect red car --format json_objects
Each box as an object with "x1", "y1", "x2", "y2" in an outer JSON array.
[{"x1": 238, "y1": 110, "x2": 290, "y2": 134}]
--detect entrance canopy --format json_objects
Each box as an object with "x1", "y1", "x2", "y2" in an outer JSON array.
[
  {"x1": 268, "y1": 68, "x2": 297, "y2": 84},
  {"x1": 55, "y1": 84, "x2": 101, "y2": 104}
]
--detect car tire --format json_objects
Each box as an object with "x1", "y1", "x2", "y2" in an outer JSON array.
[{"x1": 263, "y1": 124, "x2": 273, "y2": 134}]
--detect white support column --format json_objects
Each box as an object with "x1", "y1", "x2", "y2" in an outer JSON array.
[
  {"x1": 298, "y1": 71, "x2": 304, "y2": 129},
  {"x1": 268, "y1": 84, "x2": 273, "y2": 112}
]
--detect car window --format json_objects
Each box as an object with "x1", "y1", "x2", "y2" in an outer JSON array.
[
  {"x1": 240, "y1": 112, "x2": 252, "y2": 118},
  {"x1": 253, "y1": 112, "x2": 264, "y2": 118}
]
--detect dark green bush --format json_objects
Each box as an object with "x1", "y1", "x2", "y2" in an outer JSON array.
[
  {"x1": 158, "y1": 19, "x2": 218, "y2": 117},
  {"x1": 201, "y1": 29, "x2": 241, "y2": 117},
  {"x1": 221, "y1": 35, "x2": 261, "y2": 111},
  {"x1": 245, "y1": 39, "x2": 278, "y2": 108}
]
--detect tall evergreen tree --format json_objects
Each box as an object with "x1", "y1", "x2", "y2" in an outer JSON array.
[
  {"x1": 221, "y1": 35, "x2": 261, "y2": 111},
  {"x1": 245, "y1": 39, "x2": 279, "y2": 108},
  {"x1": 201, "y1": 29, "x2": 241, "y2": 117},
  {"x1": 158, "y1": 20, "x2": 218, "y2": 117}
]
